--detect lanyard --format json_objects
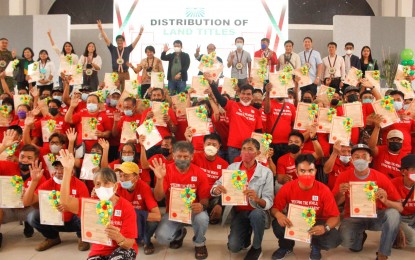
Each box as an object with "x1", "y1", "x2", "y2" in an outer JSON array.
[
  {"x1": 147, "y1": 57, "x2": 154, "y2": 69},
  {"x1": 117, "y1": 47, "x2": 125, "y2": 72},
  {"x1": 328, "y1": 55, "x2": 337, "y2": 68},
  {"x1": 304, "y1": 50, "x2": 313, "y2": 64}
]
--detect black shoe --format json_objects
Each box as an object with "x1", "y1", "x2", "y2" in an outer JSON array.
[
  {"x1": 23, "y1": 221, "x2": 34, "y2": 238},
  {"x1": 169, "y1": 228, "x2": 187, "y2": 249},
  {"x1": 0, "y1": 233, "x2": 3, "y2": 248},
  {"x1": 244, "y1": 247, "x2": 262, "y2": 260},
  {"x1": 272, "y1": 248, "x2": 293, "y2": 260},
  {"x1": 309, "y1": 244, "x2": 322, "y2": 260},
  {"x1": 349, "y1": 231, "x2": 367, "y2": 252}
]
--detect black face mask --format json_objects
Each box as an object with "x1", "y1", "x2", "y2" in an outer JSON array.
[
  {"x1": 388, "y1": 142, "x2": 402, "y2": 152},
  {"x1": 19, "y1": 162, "x2": 30, "y2": 172},
  {"x1": 160, "y1": 147, "x2": 171, "y2": 157},
  {"x1": 347, "y1": 94, "x2": 358, "y2": 103},
  {"x1": 330, "y1": 99, "x2": 340, "y2": 106},
  {"x1": 153, "y1": 98, "x2": 164, "y2": 102},
  {"x1": 49, "y1": 108, "x2": 59, "y2": 116},
  {"x1": 302, "y1": 98, "x2": 312, "y2": 103},
  {"x1": 252, "y1": 103, "x2": 262, "y2": 109},
  {"x1": 287, "y1": 144, "x2": 301, "y2": 154}
]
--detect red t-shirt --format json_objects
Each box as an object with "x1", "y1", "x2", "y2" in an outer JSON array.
[
  {"x1": 175, "y1": 115, "x2": 188, "y2": 141},
  {"x1": 212, "y1": 113, "x2": 229, "y2": 150},
  {"x1": 327, "y1": 157, "x2": 353, "y2": 190},
  {"x1": 148, "y1": 154, "x2": 174, "y2": 168},
  {"x1": 391, "y1": 177, "x2": 415, "y2": 216},
  {"x1": 0, "y1": 161, "x2": 47, "y2": 189},
  {"x1": 36, "y1": 177, "x2": 89, "y2": 221},
  {"x1": 116, "y1": 180, "x2": 158, "y2": 211},
  {"x1": 276, "y1": 150, "x2": 314, "y2": 180},
  {"x1": 224, "y1": 100, "x2": 262, "y2": 149},
  {"x1": 372, "y1": 145, "x2": 408, "y2": 179},
  {"x1": 273, "y1": 179, "x2": 340, "y2": 220},
  {"x1": 332, "y1": 168, "x2": 401, "y2": 218},
  {"x1": 301, "y1": 133, "x2": 330, "y2": 157},
  {"x1": 32, "y1": 115, "x2": 69, "y2": 141},
  {"x1": 259, "y1": 108, "x2": 267, "y2": 132},
  {"x1": 235, "y1": 162, "x2": 257, "y2": 211},
  {"x1": 103, "y1": 105, "x2": 120, "y2": 146},
  {"x1": 266, "y1": 100, "x2": 296, "y2": 144},
  {"x1": 116, "y1": 113, "x2": 141, "y2": 145},
  {"x1": 382, "y1": 112, "x2": 415, "y2": 154},
  {"x1": 86, "y1": 196, "x2": 138, "y2": 257},
  {"x1": 191, "y1": 119, "x2": 214, "y2": 152},
  {"x1": 192, "y1": 153, "x2": 229, "y2": 187},
  {"x1": 254, "y1": 49, "x2": 278, "y2": 73},
  {"x1": 163, "y1": 163, "x2": 210, "y2": 212},
  {"x1": 140, "y1": 107, "x2": 178, "y2": 145}
]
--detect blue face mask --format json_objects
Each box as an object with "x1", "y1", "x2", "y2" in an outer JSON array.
[
  {"x1": 362, "y1": 98, "x2": 373, "y2": 104},
  {"x1": 87, "y1": 103, "x2": 98, "y2": 113},
  {"x1": 261, "y1": 43, "x2": 267, "y2": 50},
  {"x1": 81, "y1": 93, "x2": 88, "y2": 101},
  {"x1": 121, "y1": 180, "x2": 134, "y2": 190},
  {"x1": 122, "y1": 155, "x2": 134, "y2": 162},
  {"x1": 124, "y1": 109, "x2": 133, "y2": 116},
  {"x1": 110, "y1": 99, "x2": 118, "y2": 107}
]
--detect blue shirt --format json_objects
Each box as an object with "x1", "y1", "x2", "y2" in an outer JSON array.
[{"x1": 299, "y1": 49, "x2": 322, "y2": 82}]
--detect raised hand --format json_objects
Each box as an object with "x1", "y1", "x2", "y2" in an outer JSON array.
[
  {"x1": 30, "y1": 87, "x2": 39, "y2": 98},
  {"x1": 113, "y1": 111, "x2": 121, "y2": 122},
  {"x1": 98, "y1": 138, "x2": 109, "y2": 151},
  {"x1": 29, "y1": 160, "x2": 44, "y2": 182},
  {"x1": 1, "y1": 129, "x2": 18, "y2": 147},
  {"x1": 70, "y1": 97, "x2": 81, "y2": 108},
  {"x1": 333, "y1": 140, "x2": 342, "y2": 154},
  {"x1": 138, "y1": 134, "x2": 146, "y2": 146},
  {"x1": 163, "y1": 43, "x2": 169, "y2": 52},
  {"x1": 24, "y1": 111, "x2": 35, "y2": 126},
  {"x1": 139, "y1": 26, "x2": 144, "y2": 34},
  {"x1": 195, "y1": 45, "x2": 201, "y2": 54},
  {"x1": 66, "y1": 128, "x2": 77, "y2": 143},
  {"x1": 97, "y1": 19, "x2": 103, "y2": 30},
  {"x1": 59, "y1": 149, "x2": 75, "y2": 169},
  {"x1": 184, "y1": 126, "x2": 193, "y2": 142},
  {"x1": 149, "y1": 158, "x2": 166, "y2": 179}
]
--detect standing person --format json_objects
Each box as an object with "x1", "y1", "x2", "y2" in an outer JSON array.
[
  {"x1": 343, "y1": 42, "x2": 361, "y2": 75},
  {"x1": 254, "y1": 38, "x2": 278, "y2": 73},
  {"x1": 298, "y1": 37, "x2": 323, "y2": 97},
  {"x1": 161, "y1": 40, "x2": 190, "y2": 96},
  {"x1": 360, "y1": 46, "x2": 378, "y2": 76},
  {"x1": 194, "y1": 43, "x2": 223, "y2": 75},
  {"x1": 227, "y1": 37, "x2": 252, "y2": 86},
  {"x1": 321, "y1": 42, "x2": 345, "y2": 92},
  {"x1": 36, "y1": 50, "x2": 55, "y2": 94},
  {"x1": 15, "y1": 47, "x2": 35, "y2": 90},
  {"x1": 277, "y1": 40, "x2": 301, "y2": 71},
  {"x1": 0, "y1": 38, "x2": 16, "y2": 93},
  {"x1": 78, "y1": 42, "x2": 102, "y2": 91},
  {"x1": 97, "y1": 19, "x2": 144, "y2": 89}
]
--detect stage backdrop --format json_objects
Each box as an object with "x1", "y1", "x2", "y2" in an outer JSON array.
[{"x1": 113, "y1": 0, "x2": 288, "y2": 82}]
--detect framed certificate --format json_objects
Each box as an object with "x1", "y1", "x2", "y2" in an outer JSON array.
[
  {"x1": 186, "y1": 107, "x2": 210, "y2": 137},
  {"x1": 268, "y1": 72, "x2": 290, "y2": 98},
  {"x1": 104, "y1": 73, "x2": 118, "y2": 90},
  {"x1": 349, "y1": 181, "x2": 377, "y2": 218},
  {"x1": 395, "y1": 64, "x2": 409, "y2": 82},
  {"x1": 284, "y1": 204, "x2": 312, "y2": 243},
  {"x1": 171, "y1": 93, "x2": 191, "y2": 118},
  {"x1": 70, "y1": 69, "x2": 83, "y2": 85},
  {"x1": 365, "y1": 70, "x2": 381, "y2": 93},
  {"x1": 80, "y1": 153, "x2": 101, "y2": 180},
  {"x1": 199, "y1": 63, "x2": 223, "y2": 82},
  {"x1": 344, "y1": 67, "x2": 362, "y2": 87},
  {"x1": 41, "y1": 120, "x2": 56, "y2": 143},
  {"x1": 372, "y1": 98, "x2": 399, "y2": 128},
  {"x1": 329, "y1": 116, "x2": 352, "y2": 145},
  {"x1": 124, "y1": 80, "x2": 140, "y2": 97},
  {"x1": 151, "y1": 101, "x2": 169, "y2": 127},
  {"x1": 221, "y1": 170, "x2": 248, "y2": 206},
  {"x1": 150, "y1": 72, "x2": 165, "y2": 89},
  {"x1": 343, "y1": 102, "x2": 364, "y2": 127},
  {"x1": 81, "y1": 117, "x2": 98, "y2": 140},
  {"x1": 293, "y1": 66, "x2": 312, "y2": 88},
  {"x1": 293, "y1": 102, "x2": 317, "y2": 130},
  {"x1": 120, "y1": 121, "x2": 139, "y2": 144},
  {"x1": 221, "y1": 77, "x2": 238, "y2": 98},
  {"x1": 168, "y1": 187, "x2": 193, "y2": 224},
  {"x1": 251, "y1": 132, "x2": 270, "y2": 163},
  {"x1": 136, "y1": 121, "x2": 162, "y2": 150},
  {"x1": 13, "y1": 95, "x2": 32, "y2": 109},
  {"x1": 191, "y1": 76, "x2": 209, "y2": 98},
  {"x1": 81, "y1": 198, "x2": 112, "y2": 246},
  {"x1": 251, "y1": 68, "x2": 266, "y2": 90},
  {"x1": 59, "y1": 56, "x2": 74, "y2": 75},
  {"x1": 38, "y1": 190, "x2": 64, "y2": 226},
  {"x1": 316, "y1": 107, "x2": 335, "y2": 133},
  {"x1": 0, "y1": 176, "x2": 24, "y2": 208},
  {"x1": 395, "y1": 80, "x2": 415, "y2": 99}
]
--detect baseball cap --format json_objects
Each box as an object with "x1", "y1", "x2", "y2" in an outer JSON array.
[
  {"x1": 343, "y1": 86, "x2": 359, "y2": 96},
  {"x1": 109, "y1": 89, "x2": 121, "y2": 96},
  {"x1": 114, "y1": 162, "x2": 140, "y2": 175},
  {"x1": 351, "y1": 143, "x2": 372, "y2": 156},
  {"x1": 401, "y1": 154, "x2": 415, "y2": 169},
  {"x1": 52, "y1": 159, "x2": 62, "y2": 167},
  {"x1": 387, "y1": 130, "x2": 404, "y2": 140}
]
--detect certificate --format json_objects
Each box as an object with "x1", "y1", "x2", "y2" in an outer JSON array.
[
  {"x1": 349, "y1": 182, "x2": 377, "y2": 218},
  {"x1": 38, "y1": 190, "x2": 64, "y2": 226},
  {"x1": 136, "y1": 122, "x2": 162, "y2": 150},
  {"x1": 268, "y1": 72, "x2": 289, "y2": 98},
  {"x1": 104, "y1": 73, "x2": 118, "y2": 90},
  {"x1": 151, "y1": 101, "x2": 169, "y2": 127},
  {"x1": 169, "y1": 187, "x2": 193, "y2": 224},
  {"x1": 344, "y1": 67, "x2": 362, "y2": 87},
  {"x1": 150, "y1": 72, "x2": 165, "y2": 89},
  {"x1": 190, "y1": 76, "x2": 209, "y2": 98},
  {"x1": 28, "y1": 62, "x2": 40, "y2": 83},
  {"x1": 0, "y1": 109, "x2": 11, "y2": 127},
  {"x1": 395, "y1": 64, "x2": 409, "y2": 81},
  {"x1": 343, "y1": 102, "x2": 364, "y2": 127},
  {"x1": 316, "y1": 107, "x2": 335, "y2": 133},
  {"x1": 329, "y1": 116, "x2": 352, "y2": 146},
  {"x1": 43, "y1": 153, "x2": 56, "y2": 175},
  {"x1": 124, "y1": 80, "x2": 140, "y2": 97},
  {"x1": 13, "y1": 95, "x2": 32, "y2": 109},
  {"x1": 69, "y1": 69, "x2": 83, "y2": 85},
  {"x1": 5, "y1": 61, "x2": 14, "y2": 77},
  {"x1": 293, "y1": 66, "x2": 312, "y2": 88},
  {"x1": 372, "y1": 98, "x2": 399, "y2": 128},
  {"x1": 120, "y1": 121, "x2": 139, "y2": 144},
  {"x1": 198, "y1": 53, "x2": 223, "y2": 82},
  {"x1": 41, "y1": 119, "x2": 56, "y2": 143},
  {"x1": 251, "y1": 132, "x2": 269, "y2": 163},
  {"x1": 251, "y1": 68, "x2": 266, "y2": 90},
  {"x1": 171, "y1": 93, "x2": 191, "y2": 117},
  {"x1": 316, "y1": 85, "x2": 336, "y2": 105},
  {"x1": 80, "y1": 153, "x2": 101, "y2": 180},
  {"x1": 221, "y1": 77, "x2": 238, "y2": 98},
  {"x1": 395, "y1": 80, "x2": 415, "y2": 99},
  {"x1": 186, "y1": 107, "x2": 210, "y2": 136},
  {"x1": 293, "y1": 102, "x2": 316, "y2": 130},
  {"x1": 81, "y1": 198, "x2": 112, "y2": 246},
  {"x1": 253, "y1": 57, "x2": 268, "y2": 69},
  {"x1": 221, "y1": 170, "x2": 248, "y2": 206},
  {"x1": 284, "y1": 204, "x2": 312, "y2": 243},
  {"x1": 81, "y1": 117, "x2": 98, "y2": 140},
  {"x1": 0, "y1": 176, "x2": 24, "y2": 208},
  {"x1": 365, "y1": 70, "x2": 381, "y2": 93},
  {"x1": 59, "y1": 56, "x2": 74, "y2": 75},
  {"x1": 404, "y1": 100, "x2": 415, "y2": 119}
]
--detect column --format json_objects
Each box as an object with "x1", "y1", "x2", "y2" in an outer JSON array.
[{"x1": 397, "y1": 0, "x2": 413, "y2": 17}]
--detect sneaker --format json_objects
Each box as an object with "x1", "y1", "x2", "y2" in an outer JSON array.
[
  {"x1": 272, "y1": 248, "x2": 293, "y2": 260},
  {"x1": 244, "y1": 247, "x2": 262, "y2": 260},
  {"x1": 309, "y1": 244, "x2": 321, "y2": 260},
  {"x1": 23, "y1": 221, "x2": 34, "y2": 238},
  {"x1": 195, "y1": 245, "x2": 208, "y2": 260},
  {"x1": 35, "y1": 237, "x2": 61, "y2": 251},
  {"x1": 349, "y1": 231, "x2": 367, "y2": 252},
  {"x1": 169, "y1": 227, "x2": 187, "y2": 249},
  {"x1": 78, "y1": 238, "x2": 90, "y2": 251}
]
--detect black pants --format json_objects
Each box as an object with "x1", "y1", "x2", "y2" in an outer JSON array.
[
  {"x1": 300, "y1": 83, "x2": 317, "y2": 97},
  {"x1": 83, "y1": 71, "x2": 99, "y2": 91},
  {"x1": 141, "y1": 84, "x2": 151, "y2": 98}
]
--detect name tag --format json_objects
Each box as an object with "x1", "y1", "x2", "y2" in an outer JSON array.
[
  {"x1": 137, "y1": 194, "x2": 142, "y2": 200},
  {"x1": 59, "y1": 121, "x2": 63, "y2": 125},
  {"x1": 72, "y1": 189, "x2": 77, "y2": 195},
  {"x1": 114, "y1": 210, "x2": 122, "y2": 217},
  {"x1": 217, "y1": 165, "x2": 222, "y2": 169},
  {"x1": 191, "y1": 176, "x2": 197, "y2": 182},
  {"x1": 98, "y1": 117, "x2": 102, "y2": 121},
  {"x1": 312, "y1": 195, "x2": 319, "y2": 201}
]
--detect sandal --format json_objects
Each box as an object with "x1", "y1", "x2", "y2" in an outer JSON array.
[
  {"x1": 195, "y1": 245, "x2": 208, "y2": 260},
  {"x1": 169, "y1": 228, "x2": 187, "y2": 249},
  {"x1": 144, "y1": 242, "x2": 155, "y2": 255}
]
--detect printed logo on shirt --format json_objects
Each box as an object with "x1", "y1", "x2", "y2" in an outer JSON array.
[
  {"x1": 191, "y1": 176, "x2": 197, "y2": 182},
  {"x1": 137, "y1": 194, "x2": 142, "y2": 200},
  {"x1": 114, "y1": 210, "x2": 122, "y2": 217},
  {"x1": 98, "y1": 117, "x2": 102, "y2": 121},
  {"x1": 217, "y1": 165, "x2": 222, "y2": 169},
  {"x1": 59, "y1": 121, "x2": 63, "y2": 125},
  {"x1": 139, "y1": 169, "x2": 142, "y2": 173},
  {"x1": 312, "y1": 195, "x2": 319, "y2": 201},
  {"x1": 251, "y1": 110, "x2": 254, "y2": 113},
  {"x1": 72, "y1": 189, "x2": 77, "y2": 195}
]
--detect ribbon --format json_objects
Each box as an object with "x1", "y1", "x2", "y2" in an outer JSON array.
[
  {"x1": 32, "y1": 61, "x2": 39, "y2": 71},
  {"x1": 48, "y1": 190, "x2": 60, "y2": 209},
  {"x1": 308, "y1": 103, "x2": 319, "y2": 120},
  {"x1": 75, "y1": 64, "x2": 82, "y2": 74},
  {"x1": 111, "y1": 72, "x2": 119, "y2": 83},
  {"x1": 20, "y1": 95, "x2": 31, "y2": 105},
  {"x1": 47, "y1": 153, "x2": 56, "y2": 164},
  {"x1": 10, "y1": 175, "x2": 23, "y2": 193},
  {"x1": 355, "y1": 69, "x2": 363, "y2": 79},
  {"x1": 302, "y1": 208, "x2": 316, "y2": 228},
  {"x1": 144, "y1": 119, "x2": 154, "y2": 133},
  {"x1": 201, "y1": 52, "x2": 216, "y2": 67},
  {"x1": 96, "y1": 200, "x2": 113, "y2": 226},
  {"x1": 131, "y1": 79, "x2": 139, "y2": 92},
  {"x1": 157, "y1": 72, "x2": 165, "y2": 82},
  {"x1": 258, "y1": 57, "x2": 268, "y2": 67},
  {"x1": 231, "y1": 170, "x2": 248, "y2": 190},
  {"x1": 400, "y1": 80, "x2": 412, "y2": 90},
  {"x1": 300, "y1": 65, "x2": 309, "y2": 76},
  {"x1": 363, "y1": 181, "x2": 378, "y2": 202},
  {"x1": 403, "y1": 66, "x2": 411, "y2": 76},
  {"x1": 261, "y1": 133, "x2": 272, "y2": 149},
  {"x1": 180, "y1": 187, "x2": 196, "y2": 212},
  {"x1": 380, "y1": 96, "x2": 395, "y2": 112},
  {"x1": 327, "y1": 108, "x2": 337, "y2": 122},
  {"x1": 283, "y1": 65, "x2": 293, "y2": 73},
  {"x1": 92, "y1": 153, "x2": 101, "y2": 167},
  {"x1": 0, "y1": 105, "x2": 11, "y2": 117},
  {"x1": 199, "y1": 75, "x2": 208, "y2": 86},
  {"x1": 327, "y1": 87, "x2": 336, "y2": 101},
  {"x1": 46, "y1": 119, "x2": 56, "y2": 132},
  {"x1": 195, "y1": 105, "x2": 208, "y2": 122},
  {"x1": 372, "y1": 70, "x2": 380, "y2": 80},
  {"x1": 5, "y1": 143, "x2": 18, "y2": 156},
  {"x1": 65, "y1": 55, "x2": 73, "y2": 65},
  {"x1": 178, "y1": 92, "x2": 187, "y2": 103},
  {"x1": 230, "y1": 78, "x2": 238, "y2": 89},
  {"x1": 256, "y1": 68, "x2": 267, "y2": 83},
  {"x1": 88, "y1": 118, "x2": 98, "y2": 130},
  {"x1": 12, "y1": 59, "x2": 19, "y2": 70},
  {"x1": 343, "y1": 117, "x2": 353, "y2": 132},
  {"x1": 279, "y1": 72, "x2": 292, "y2": 85},
  {"x1": 95, "y1": 90, "x2": 108, "y2": 103},
  {"x1": 161, "y1": 102, "x2": 169, "y2": 114},
  {"x1": 142, "y1": 99, "x2": 150, "y2": 108},
  {"x1": 129, "y1": 121, "x2": 138, "y2": 132}
]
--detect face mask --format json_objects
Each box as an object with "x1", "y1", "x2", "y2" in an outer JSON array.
[
  {"x1": 53, "y1": 176, "x2": 63, "y2": 185},
  {"x1": 240, "y1": 100, "x2": 251, "y2": 107},
  {"x1": 122, "y1": 155, "x2": 134, "y2": 162},
  {"x1": 261, "y1": 43, "x2": 267, "y2": 50},
  {"x1": 49, "y1": 107, "x2": 59, "y2": 116},
  {"x1": 252, "y1": 103, "x2": 262, "y2": 109},
  {"x1": 287, "y1": 144, "x2": 301, "y2": 154},
  {"x1": 50, "y1": 144, "x2": 61, "y2": 154},
  {"x1": 160, "y1": 147, "x2": 170, "y2": 157},
  {"x1": 174, "y1": 47, "x2": 181, "y2": 53},
  {"x1": 339, "y1": 155, "x2": 351, "y2": 164},
  {"x1": 121, "y1": 180, "x2": 134, "y2": 190},
  {"x1": 362, "y1": 98, "x2": 373, "y2": 104},
  {"x1": 81, "y1": 93, "x2": 88, "y2": 101},
  {"x1": 17, "y1": 111, "x2": 27, "y2": 119},
  {"x1": 19, "y1": 162, "x2": 31, "y2": 172},
  {"x1": 285, "y1": 99, "x2": 294, "y2": 104},
  {"x1": 393, "y1": 101, "x2": 403, "y2": 111},
  {"x1": 241, "y1": 151, "x2": 257, "y2": 163},
  {"x1": 331, "y1": 99, "x2": 339, "y2": 106},
  {"x1": 175, "y1": 159, "x2": 191, "y2": 170},
  {"x1": 297, "y1": 175, "x2": 315, "y2": 187},
  {"x1": 204, "y1": 145, "x2": 218, "y2": 156},
  {"x1": 87, "y1": 103, "x2": 98, "y2": 113},
  {"x1": 124, "y1": 109, "x2": 133, "y2": 116},
  {"x1": 236, "y1": 43, "x2": 243, "y2": 49},
  {"x1": 347, "y1": 94, "x2": 358, "y2": 103},
  {"x1": 404, "y1": 104, "x2": 410, "y2": 111},
  {"x1": 95, "y1": 186, "x2": 115, "y2": 201},
  {"x1": 353, "y1": 159, "x2": 369, "y2": 172},
  {"x1": 302, "y1": 98, "x2": 312, "y2": 104},
  {"x1": 53, "y1": 96, "x2": 62, "y2": 102},
  {"x1": 409, "y1": 173, "x2": 415, "y2": 182},
  {"x1": 110, "y1": 99, "x2": 118, "y2": 107},
  {"x1": 388, "y1": 142, "x2": 402, "y2": 152},
  {"x1": 346, "y1": 49, "x2": 353, "y2": 55}
]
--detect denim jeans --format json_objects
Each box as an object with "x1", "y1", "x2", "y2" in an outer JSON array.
[
  {"x1": 155, "y1": 211, "x2": 209, "y2": 246},
  {"x1": 228, "y1": 209, "x2": 265, "y2": 252},
  {"x1": 339, "y1": 209, "x2": 401, "y2": 256},
  {"x1": 401, "y1": 214, "x2": 415, "y2": 247},
  {"x1": 227, "y1": 147, "x2": 241, "y2": 164},
  {"x1": 27, "y1": 209, "x2": 81, "y2": 239},
  {"x1": 272, "y1": 219, "x2": 341, "y2": 250},
  {"x1": 167, "y1": 80, "x2": 187, "y2": 96},
  {"x1": 135, "y1": 209, "x2": 159, "y2": 245}
]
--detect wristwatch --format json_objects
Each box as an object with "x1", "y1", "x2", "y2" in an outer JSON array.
[
  {"x1": 324, "y1": 224, "x2": 331, "y2": 233},
  {"x1": 310, "y1": 135, "x2": 318, "y2": 141}
]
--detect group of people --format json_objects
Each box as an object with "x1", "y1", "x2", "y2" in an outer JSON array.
[{"x1": 0, "y1": 20, "x2": 413, "y2": 260}]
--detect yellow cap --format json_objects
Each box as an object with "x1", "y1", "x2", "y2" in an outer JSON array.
[{"x1": 114, "y1": 162, "x2": 140, "y2": 175}]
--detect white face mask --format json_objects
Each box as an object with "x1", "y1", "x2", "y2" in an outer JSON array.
[
  {"x1": 240, "y1": 100, "x2": 251, "y2": 107},
  {"x1": 174, "y1": 47, "x2": 181, "y2": 53},
  {"x1": 50, "y1": 144, "x2": 61, "y2": 154},
  {"x1": 339, "y1": 155, "x2": 351, "y2": 164},
  {"x1": 53, "y1": 176, "x2": 63, "y2": 185},
  {"x1": 236, "y1": 43, "x2": 243, "y2": 49},
  {"x1": 409, "y1": 173, "x2": 415, "y2": 182},
  {"x1": 204, "y1": 145, "x2": 218, "y2": 156},
  {"x1": 95, "y1": 186, "x2": 115, "y2": 201},
  {"x1": 285, "y1": 98, "x2": 294, "y2": 104},
  {"x1": 346, "y1": 49, "x2": 353, "y2": 55}
]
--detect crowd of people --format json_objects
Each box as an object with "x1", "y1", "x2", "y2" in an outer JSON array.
[{"x1": 0, "y1": 20, "x2": 414, "y2": 260}]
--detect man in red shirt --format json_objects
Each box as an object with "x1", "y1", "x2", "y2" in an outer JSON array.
[
  {"x1": 104, "y1": 88, "x2": 121, "y2": 162},
  {"x1": 323, "y1": 140, "x2": 353, "y2": 189},
  {"x1": 112, "y1": 97, "x2": 141, "y2": 145},
  {"x1": 369, "y1": 115, "x2": 408, "y2": 178},
  {"x1": 333, "y1": 144, "x2": 403, "y2": 260},
  {"x1": 391, "y1": 154, "x2": 415, "y2": 247},
  {"x1": 271, "y1": 154, "x2": 341, "y2": 260},
  {"x1": 151, "y1": 141, "x2": 210, "y2": 259},
  {"x1": 253, "y1": 38, "x2": 278, "y2": 73}
]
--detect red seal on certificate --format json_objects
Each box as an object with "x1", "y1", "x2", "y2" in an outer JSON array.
[
  {"x1": 318, "y1": 125, "x2": 323, "y2": 129},
  {"x1": 225, "y1": 196, "x2": 231, "y2": 201},
  {"x1": 297, "y1": 123, "x2": 302, "y2": 127},
  {"x1": 192, "y1": 128, "x2": 196, "y2": 133},
  {"x1": 86, "y1": 231, "x2": 92, "y2": 238},
  {"x1": 172, "y1": 212, "x2": 177, "y2": 218},
  {"x1": 383, "y1": 119, "x2": 387, "y2": 123},
  {"x1": 354, "y1": 208, "x2": 360, "y2": 213},
  {"x1": 289, "y1": 230, "x2": 295, "y2": 236},
  {"x1": 272, "y1": 91, "x2": 276, "y2": 95},
  {"x1": 153, "y1": 118, "x2": 156, "y2": 122},
  {"x1": 146, "y1": 141, "x2": 150, "y2": 145},
  {"x1": 333, "y1": 136, "x2": 337, "y2": 140}
]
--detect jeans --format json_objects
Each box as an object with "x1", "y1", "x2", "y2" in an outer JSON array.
[
  {"x1": 228, "y1": 209, "x2": 266, "y2": 252},
  {"x1": 167, "y1": 80, "x2": 187, "y2": 96},
  {"x1": 135, "y1": 209, "x2": 159, "y2": 245},
  {"x1": 155, "y1": 211, "x2": 209, "y2": 246},
  {"x1": 27, "y1": 209, "x2": 81, "y2": 239},
  {"x1": 272, "y1": 219, "x2": 341, "y2": 250},
  {"x1": 227, "y1": 147, "x2": 241, "y2": 164},
  {"x1": 401, "y1": 214, "x2": 415, "y2": 247},
  {"x1": 339, "y1": 209, "x2": 401, "y2": 256}
]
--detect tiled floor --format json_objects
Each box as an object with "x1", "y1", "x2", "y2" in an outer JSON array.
[{"x1": 0, "y1": 221, "x2": 413, "y2": 259}]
